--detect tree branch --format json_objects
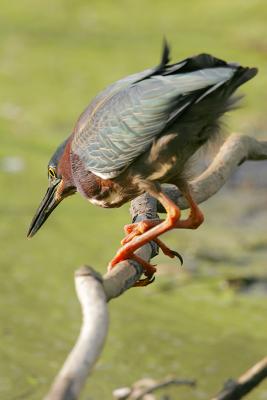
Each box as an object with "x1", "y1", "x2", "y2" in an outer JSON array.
[
  {"x1": 211, "y1": 357, "x2": 267, "y2": 400},
  {"x1": 44, "y1": 134, "x2": 267, "y2": 400},
  {"x1": 131, "y1": 134, "x2": 267, "y2": 216},
  {"x1": 45, "y1": 249, "x2": 156, "y2": 400}
]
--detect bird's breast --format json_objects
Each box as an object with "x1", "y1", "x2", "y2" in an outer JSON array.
[
  {"x1": 88, "y1": 174, "x2": 144, "y2": 208},
  {"x1": 71, "y1": 152, "x2": 135, "y2": 208},
  {"x1": 89, "y1": 186, "x2": 126, "y2": 208}
]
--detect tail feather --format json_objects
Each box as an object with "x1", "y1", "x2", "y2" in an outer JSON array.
[
  {"x1": 224, "y1": 66, "x2": 258, "y2": 94},
  {"x1": 158, "y1": 44, "x2": 258, "y2": 84},
  {"x1": 164, "y1": 53, "x2": 228, "y2": 75},
  {"x1": 156, "y1": 42, "x2": 258, "y2": 180},
  {"x1": 166, "y1": 64, "x2": 258, "y2": 158},
  {"x1": 159, "y1": 38, "x2": 171, "y2": 69},
  {"x1": 168, "y1": 65, "x2": 258, "y2": 127}
]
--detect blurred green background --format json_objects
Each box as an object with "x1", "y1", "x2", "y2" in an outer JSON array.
[{"x1": 0, "y1": 0, "x2": 267, "y2": 399}]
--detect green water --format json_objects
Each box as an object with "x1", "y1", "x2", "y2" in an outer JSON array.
[{"x1": 1, "y1": 1, "x2": 267, "y2": 398}]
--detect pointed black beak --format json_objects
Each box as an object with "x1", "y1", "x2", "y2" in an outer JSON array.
[{"x1": 27, "y1": 179, "x2": 61, "y2": 238}]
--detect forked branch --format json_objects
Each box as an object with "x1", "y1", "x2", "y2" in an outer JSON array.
[{"x1": 44, "y1": 134, "x2": 267, "y2": 400}]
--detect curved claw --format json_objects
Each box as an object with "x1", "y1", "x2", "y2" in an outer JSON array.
[
  {"x1": 134, "y1": 276, "x2": 155, "y2": 287},
  {"x1": 152, "y1": 238, "x2": 183, "y2": 266},
  {"x1": 171, "y1": 250, "x2": 183, "y2": 266}
]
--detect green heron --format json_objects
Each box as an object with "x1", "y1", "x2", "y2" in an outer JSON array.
[{"x1": 28, "y1": 41, "x2": 257, "y2": 285}]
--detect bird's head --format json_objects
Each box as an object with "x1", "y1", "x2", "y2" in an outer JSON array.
[{"x1": 27, "y1": 137, "x2": 76, "y2": 238}]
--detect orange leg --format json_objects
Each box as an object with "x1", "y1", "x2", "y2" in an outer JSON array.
[
  {"x1": 122, "y1": 190, "x2": 204, "y2": 242},
  {"x1": 174, "y1": 190, "x2": 204, "y2": 229},
  {"x1": 108, "y1": 186, "x2": 204, "y2": 286},
  {"x1": 122, "y1": 225, "x2": 183, "y2": 265},
  {"x1": 109, "y1": 191, "x2": 181, "y2": 269}
]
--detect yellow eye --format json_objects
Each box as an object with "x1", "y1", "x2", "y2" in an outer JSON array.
[{"x1": 48, "y1": 167, "x2": 57, "y2": 180}]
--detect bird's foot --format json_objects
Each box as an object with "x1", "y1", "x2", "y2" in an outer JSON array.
[
  {"x1": 108, "y1": 250, "x2": 157, "y2": 287},
  {"x1": 121, "y1": 220, "x2": 160, "y2": 245},
  {"x1": 122, "y1": 222, "x2": 183, "y2": 265}
]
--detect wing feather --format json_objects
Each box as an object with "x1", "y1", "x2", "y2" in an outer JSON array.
[{"x1": 72, "y1": 65, "x2": 235, "y2": 178}]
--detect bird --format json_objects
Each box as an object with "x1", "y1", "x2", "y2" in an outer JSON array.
[{"x1": 27, "y1": 41, "x2": 257, "y2": 286}]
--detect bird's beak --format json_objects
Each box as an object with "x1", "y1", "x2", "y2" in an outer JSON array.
[{"x1": 27, "y1": 179, "x2": 61, "y2": 238}]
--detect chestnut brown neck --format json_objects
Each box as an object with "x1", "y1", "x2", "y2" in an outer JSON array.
[
  {"x1": 57, "y1": 135, "x2": 75, "y2": 189},
  {"x1": 70, "y1": 151, "x2": 104, "y2": 199}
]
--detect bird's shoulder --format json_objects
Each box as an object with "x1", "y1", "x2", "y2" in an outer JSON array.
[
  {"x1": 72, "y1": 42, "x2": 171, "y2": 136},
  {"x1": 73, "y1": 68, "x2": 156, "y2": 136}
]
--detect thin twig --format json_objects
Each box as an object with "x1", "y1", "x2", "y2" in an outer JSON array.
[
  {"x1": 133, "y1": 377, "x2": 196, "y2": 400},
  {"x1": 113, "y1": 377, "x2": 196, "y2": 400}
]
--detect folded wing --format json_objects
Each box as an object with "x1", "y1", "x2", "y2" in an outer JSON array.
[{"x1": 72, "y1": 62, "x2": 235, "y2": 178}]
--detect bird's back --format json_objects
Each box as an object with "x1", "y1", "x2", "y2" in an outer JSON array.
[{"x1": 71, "y1": 43, "x2": 257, "y2": 180}]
